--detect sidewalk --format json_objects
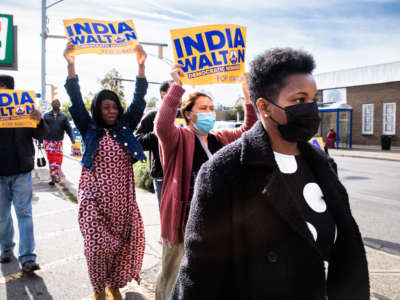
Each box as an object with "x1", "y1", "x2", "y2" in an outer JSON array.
[
  {"x1": 56, "y1": 154, "x2": 162, "y2": 299},
  {"x1": 59, "y1": 154, "x2": 399, "y2": 300},
  {"x1": 329, "y1": 145, "x2": 400, "y2": 162}
]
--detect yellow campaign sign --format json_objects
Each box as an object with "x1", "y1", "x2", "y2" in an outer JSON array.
[
  {"x1": 309, "y1": 137, "x2": 325, "y2": 151},
  {"x1": 171, "y1": 24, "x2": 246, "y2": 85},
  {"x1": 175, "y1": 118, "x2": 185, "y2": 128},
  {"x1": 0, "y1": 90, "x2": 37, "y2": 128},
  {"x1": 71, "y1": 142, "x2": 82, "y2": 158},
  {"x1": 63, "y1": 19, "x2": 139, "y2": 55}
]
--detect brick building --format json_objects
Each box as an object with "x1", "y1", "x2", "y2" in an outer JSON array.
[{"x1": 315, "y1": 62, "x2": 399, "y2": 147}]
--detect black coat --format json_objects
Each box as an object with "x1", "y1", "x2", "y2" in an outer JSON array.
[
  {"x1": 172, "y1": 121, "x2": 369, "y2": 300},
  {"x1": 135, "y1": 110, "x2": 163, "y2": 178},
  {"x1": 43, "y1": 110, "x2": 74, "y2": 142},
  {"x1": 0, "y1": 120, "x2": 48, "y2": 176}
]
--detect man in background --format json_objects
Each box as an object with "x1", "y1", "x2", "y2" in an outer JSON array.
[
  {"x1": 0, "y1": 74, "x2": 48, "y2": 273},
  {"x1": 43, "y1": 98, "x2": 75, "y2": 185},
  {"x1": 136, "y1": 80, "x2": 172, "y2": 208}
]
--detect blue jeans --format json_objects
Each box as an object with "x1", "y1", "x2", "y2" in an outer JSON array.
[{"x1": 0, "y1": 172, "x2": 36, "y2": 264}]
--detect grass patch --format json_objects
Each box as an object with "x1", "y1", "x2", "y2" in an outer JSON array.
[
  {"x1": 134, "y1": 153, "x2": 155, "y2": 193},
  {"x1": 58, "y1": 182, "x2": 78, "y2": 203}
]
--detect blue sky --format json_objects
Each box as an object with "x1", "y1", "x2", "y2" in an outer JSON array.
[{"x1": 1, "y1": 0, "x2": 400, "y2": 107}]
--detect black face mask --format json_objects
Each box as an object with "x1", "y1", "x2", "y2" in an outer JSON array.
[
  {"x1": 268, "y1": 100, "x2": 321, "y2": 142},
  {"x1": 52, "y1": 105, "x2": 60, "y2": 111}
]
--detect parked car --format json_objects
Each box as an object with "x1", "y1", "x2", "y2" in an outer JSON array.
[{"x1": 214, "y1": 121, "x2": 243, "y2": 129}]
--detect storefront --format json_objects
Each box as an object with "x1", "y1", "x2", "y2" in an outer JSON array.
[
  {"x1": 315, "y1": 62, "x2": 400, "y2": 148},
  {"x1": 318, "y1": 106, "x2": 353, "y2": 149}
]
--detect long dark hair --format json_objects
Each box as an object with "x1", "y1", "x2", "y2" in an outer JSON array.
[{"x1": 91, "y1": 89, "x2": 124, "y2": 127}]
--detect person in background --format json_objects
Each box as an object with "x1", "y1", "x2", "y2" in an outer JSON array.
[
  {"x1": 154, "y1": 65, "x2": 257, "y2": 300},
  {"x1": 171, "y1": 48, "x2": 369, "y2": 300},
  {"x1": 0, "y1": 74, "x2": 48, "y2": 273},
  {"x1": 136, "y1": 80, "x2": 172, "y2": 208},
  {"x1": 43, "y1": 98, "x2": 75, "y2": 185},
  {"x1": 64, "y1": 42, "x2": 148, "y2": 300},
  {"x1": 325, "y1": 128, "x2": 336, "y2": 153}
]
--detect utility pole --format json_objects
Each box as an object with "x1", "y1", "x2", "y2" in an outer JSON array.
[
  {"x1": 41, "y1": 0, "x2": 46, "y2": 109},
  {"x1": 41, "y1": 0, "x2": 65, "y2": 112}
]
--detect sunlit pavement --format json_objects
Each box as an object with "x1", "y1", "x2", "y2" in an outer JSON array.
[{"x1": 1, "y1": 140, "x2": 399, "y2": 299}]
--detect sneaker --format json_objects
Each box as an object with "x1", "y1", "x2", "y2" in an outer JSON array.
[
  {"x1": 21, "y1": 260, "x2": 40, "y2": 273},
  {"x1": 48, "y1": 181, "x2": 55, "y2": 186},
  {"x1": 0, "y1": 250, "x2": 13, "y2": 263}
]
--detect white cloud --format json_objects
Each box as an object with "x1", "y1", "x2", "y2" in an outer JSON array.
[
  {"x1": 142, "y1": 0, "x2": 195, "y2": 18},
  {"x1": 111, "y1": 6, "x2": 202, "y2": 25}
]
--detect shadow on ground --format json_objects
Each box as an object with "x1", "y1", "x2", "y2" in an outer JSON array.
[
  {"x1": 364, "y1": 237, "x2": 400, "y2": 256},
  {"x1": 1, "y1": 255, "x2": 53, "y2": 300},
  {"x1": 373, "y1": 292, "x2": 393, "y2": 300},
  {"x1": 125, "y1": 292, "x2": 146, "y2": 300}
]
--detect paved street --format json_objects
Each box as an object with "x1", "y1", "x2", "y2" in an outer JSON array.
[
  {"x1": 331, "y1": 155, "x2": 400, "y2": 300},
  {"x1": 332, "y1": 156, "x2": 400, "y2": 255},
  {"x1": 0, "y1": 146, "x2": 399, "y2": 299}
]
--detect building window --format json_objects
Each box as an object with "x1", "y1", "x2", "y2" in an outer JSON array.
[
  {"x1": 322, "y1": 88, "x2": 347, "y2": 106},
  {"x1": 362, "y1": 104, "x2": 374, "y2": 135},
  {"x1": 382, "y1": 102, "x2": 396, "y2": 135}
]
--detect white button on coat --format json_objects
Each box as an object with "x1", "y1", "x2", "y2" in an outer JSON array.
[
  {"x1": 124, "y1": 143, "x2": 128, "y2": 146},
  {"x1": 134, "y1": 152, "x2": 137, "y2": 156},
  {"x1": 123, "y1": 126, "x2": 127, "y2": 129},
  {"x1": 113, "y1": 134, "x2": 117, "y2": 138}
]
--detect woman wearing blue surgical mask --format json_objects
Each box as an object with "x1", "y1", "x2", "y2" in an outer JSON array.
[{"x1": 153, "y1": 64, "x2": 257, "y2": 300}]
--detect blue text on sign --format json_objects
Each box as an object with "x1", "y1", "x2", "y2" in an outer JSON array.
[
  {"x1": 66, "y1": 22, "x2": 136, "y2": 45},
  {"x1": 174, "y1": 28, "x2": 245, "y2": 72},
  {"x1": 0, "y1": 92, "x2": 35, "y2": 117}
]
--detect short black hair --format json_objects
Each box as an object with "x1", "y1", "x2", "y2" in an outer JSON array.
[
  {"x1": 159, "y1": 80, "x2": 172, "y2": 94},
  {"x1": 247, "y1": 48, "x2": 315, "y2": 109},
  {"x1": 0, "y1": 74, "x2": 15, "y2": 89}
]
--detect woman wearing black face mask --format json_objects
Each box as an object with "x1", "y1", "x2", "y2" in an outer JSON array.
[{"x1": 172, "y1": 48, "x2": 369, "y2": 300}]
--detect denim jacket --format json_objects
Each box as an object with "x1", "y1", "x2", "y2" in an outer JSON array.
[{"x1": 65, "y1": 76, "x2": 148, "y2": 170}]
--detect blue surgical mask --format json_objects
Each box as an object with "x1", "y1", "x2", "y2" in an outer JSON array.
[{"x1": 192, "y1": 112, "x2": 216, "y2": 134}]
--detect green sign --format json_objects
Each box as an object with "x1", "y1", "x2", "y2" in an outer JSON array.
[{"x1": 0, "y1": 14, "x2": 14, "y2": 66}]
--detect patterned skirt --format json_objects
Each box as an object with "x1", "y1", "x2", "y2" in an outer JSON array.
[
  {"x1": 44, "y1": 140, "x2": 65, "y2": 182},
  {"x1": 78, "y1": 130, "x2": 145, "y2": 293}
]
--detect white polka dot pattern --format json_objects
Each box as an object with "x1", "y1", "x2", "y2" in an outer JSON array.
[
  {"x1": 324, "y1": 261, "x2": 329, "y2": 280},
  {"x1": 303, "y1": 182, "x2": 327, "y2": 213},
  {"x1": 273, "y1": 152, "x2": 298, "y2": 174},
  {"x1": 334, "y1": 226, "x2": 337, "y2": 243},
  {"x1": 306, "y1": 222, "x2": 318, "y2": 241}
]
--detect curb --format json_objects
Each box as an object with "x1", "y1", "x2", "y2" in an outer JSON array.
[
  {"x1": 32, "y1": 168, "x2": 77, "y2": 203},
  {"x1": 330, "y1": 153, "x2": 400, "y2": 162},
  {"x1": 364, "y1": 238, "x2": 400, "y2": 257},
  {"x1": 64, "y1": 153, "x2": 81, "y2": 162}
]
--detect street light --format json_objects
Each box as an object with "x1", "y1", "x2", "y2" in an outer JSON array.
[{"x1": 41, "y1": 0, "x2": 64, "y2": 112}]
